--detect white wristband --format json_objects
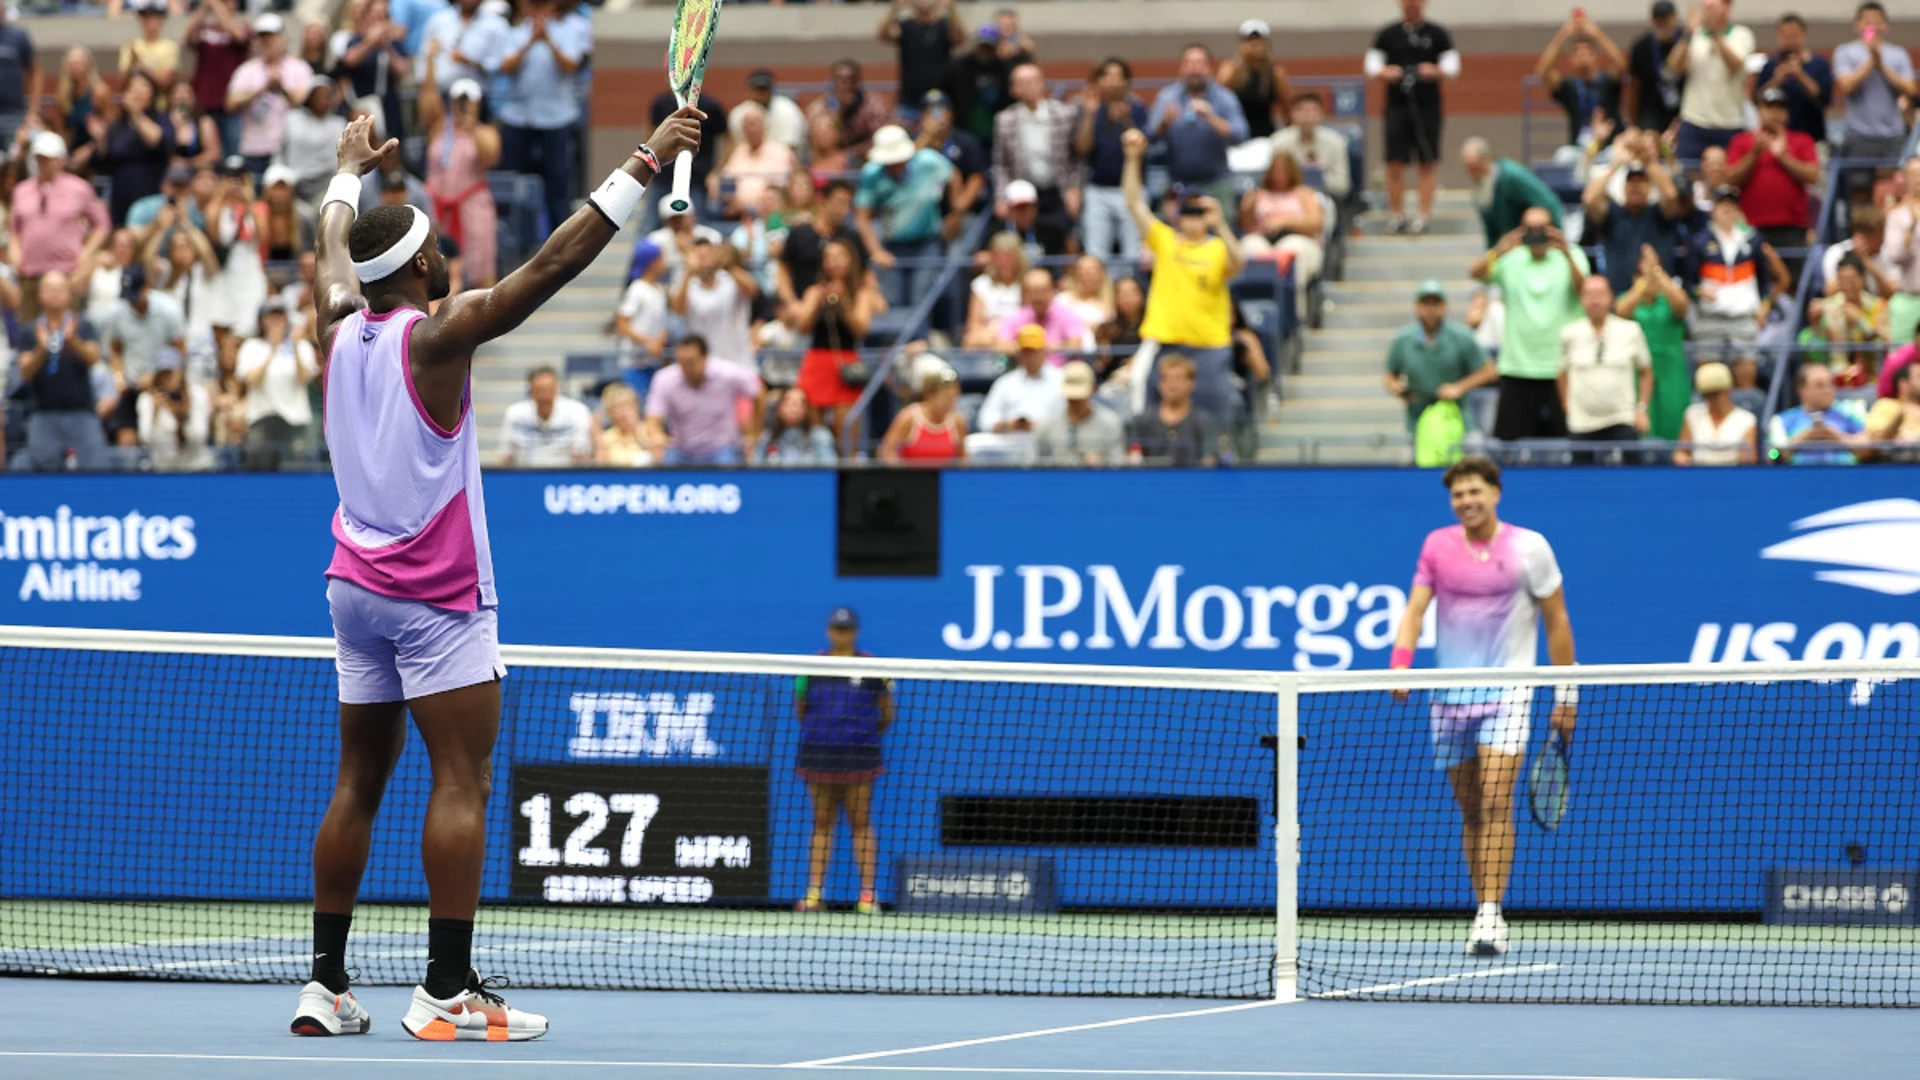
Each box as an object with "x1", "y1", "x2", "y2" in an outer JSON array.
[
  {"x1": 1554, "y1": 683, "x2": 1578, "y2": 708},
  {"x1": 587, "y1": 168, "x2": 646, "y2": 228},
  {"x1": 321, "y1": 173, "x2": 362, "y2": 217}
]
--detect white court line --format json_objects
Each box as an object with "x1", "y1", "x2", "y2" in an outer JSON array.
[
  {"x1": 1307, "y1": 964, "x2": 1561, "y2": 1000},
  {"x1": 0, "y1": 1054, "x2": 1742, "y2": 1079},
  {"x1": 787, "y1": 1001, "x2": 1283, "y2": 1066}
]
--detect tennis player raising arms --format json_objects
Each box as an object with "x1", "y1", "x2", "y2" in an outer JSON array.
[
  {"x1": 1389, "y1": 457, "x2": 1575, "y2": 957},
  {"x1": 290, "y1": 110, "x2": 704, "y2": 1041}
]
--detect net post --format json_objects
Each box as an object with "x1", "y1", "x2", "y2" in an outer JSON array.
[{"x1": 1273, "y1": 674, "x2": 1299, "y2": 1004}]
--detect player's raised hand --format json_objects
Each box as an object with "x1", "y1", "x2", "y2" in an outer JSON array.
[
  {"x1": 337, "y1": 115, "x2": 397, "y2": 177},
  {"x1": 1120, "y1": 127, "x2": 1148, "y2": 160},
  {"x1": 647, "y1": 106, "x2": 708, "y2": 167}
]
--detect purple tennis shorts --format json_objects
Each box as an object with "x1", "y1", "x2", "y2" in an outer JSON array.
[{"x1": 328, "y1": 578, "x2": 507, "y2": 704}]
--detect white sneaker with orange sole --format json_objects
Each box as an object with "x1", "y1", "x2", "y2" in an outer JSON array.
[
  {"x1": 400, "y1": 971, "x2": 548, "y2": 1042},
  {"x1": 290, "y1": 981, "x2": 371, "y2": 1036}
]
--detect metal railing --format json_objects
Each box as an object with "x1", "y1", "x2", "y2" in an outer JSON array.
[{"x1": 775, "y1": 76, "x2": 1368, "y2": 122}]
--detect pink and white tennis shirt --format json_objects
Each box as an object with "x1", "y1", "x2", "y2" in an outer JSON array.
[
  {"x1": 1412, "y1": 523, "x2": 1562, "y2": 702},
  {"x1": 323, "y1": 307, "x2": 496, "y2": 612}
]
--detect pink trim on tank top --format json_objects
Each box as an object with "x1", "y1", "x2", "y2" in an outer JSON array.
[
  {"x1": 326, "y1": 489, "x2": 482, "y2": 612},
  {"x1": 389, "y1": 308, "x2": 467, "y2": 440}
]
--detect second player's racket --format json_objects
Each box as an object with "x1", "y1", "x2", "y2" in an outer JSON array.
[
  {"x1": 663, "y1": 0, "x2": 722, "y2": 216},
  {"x1": 1527, "y1": 730, "x2": 1571, "y2": 831}
]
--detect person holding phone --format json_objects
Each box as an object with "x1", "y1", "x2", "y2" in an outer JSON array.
[
  {"x1": 1472, "y1": 206, "x2": 1590, "y2": 440},
  {"x1": 1766, "y1": 364, "x2": 1868, "y2": 466},
  {"x1": 1833, "y1": 3, "x2": 1916, "y2": 201}
]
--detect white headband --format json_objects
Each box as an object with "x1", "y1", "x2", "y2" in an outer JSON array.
[{"x1": 351, "y1": 205, "x2": 430, "y2": 283}]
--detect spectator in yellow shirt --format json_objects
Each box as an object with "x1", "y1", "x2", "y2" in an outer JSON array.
[
  {"x1": 120, "y1": 1, "x2": 183, "y2": 88},
  {"x1": 1119, "y1": 126, "x2": 1243, "y2": 423}
]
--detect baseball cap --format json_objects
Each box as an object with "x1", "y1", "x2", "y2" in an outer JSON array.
[
  {"x1": 1694, "y1": 361, "x2": 1733, "y2": 395},
  {"x1": 1759, "y1": 87, "x2": 1789, "y2": 106},
  {"x1": 218, "y1": 153, "x2": 248, "y2": 177},
  {"x1": 379, "y1": 169, "x2": 409, "y2": 193},
  {"x1": 1003, "y1": 179, "x2": 1038, "y2": 206},
  {"x1": 827, "y1": 606, "x2": 860, "y2": 630},
  {"x1": 630, "y1": 240, "x2": 663, "y2": 278},
  {"x1": 1711, "y1": 184, "x2": 1742, "y2": 204},
  {"x1": 29, "y1": 130, "x2": 66, "y2": 159},
  {"x1": 449, "y1": 78, "x2": 484, "y2": 103},
  {"x1": 922, "y1": 88, "x2": 950, "y2": 111},
  {"x1": 153, "y1": 345, "x2": 184, "y2": 374},
  {"x1": 120, "y1": 264, "x2": 147, "y2": 300},
  {"x1": 1239, "y1": 18, "x2": 1271, "y2": 38},
  {"x1": 975, "y1": 25, "x2": 999, "y2": 43},
  {"x1": 1015, "y1": 324, "x2": 1048, "y2": 350},
  {"x1": 262, "y1": 163, "x2": 296, "y2": 189},
  {"x1": 1061, "y1": 360, "x2": 1096, "y2": 401},
  {"x1": 163, "y1": 161, "x2": 193, "y2": 186},
  {"x1": 1623, "y1": 162, "x2": 1649, "y2": 179},
  {"x1": 253, "y1": 12, "x2": 283, "y2": 33},
  {"x1": 1414, "y1": 279, "x2": 1447, "y2": 301},
  {"x1": 1650, "y1": 0, "x2": 1676, "y2": 17},
  {"x1": 258, "y1": 296, "x2": 289, "y2": 319},
  {"x1": 747, "y1": 68, "x2": 775, "y2": 91}
]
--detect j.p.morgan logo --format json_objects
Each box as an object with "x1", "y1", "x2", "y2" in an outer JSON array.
[
  {"x1": 1761, "y1": 499, "x2": 1920, "y2": 596},
  {"x1": 1, "y1": 507, "x2": 197, "y2": 602},
  {"x1": 941, "y1": 564, "x2": 1432, "y2": 668}
]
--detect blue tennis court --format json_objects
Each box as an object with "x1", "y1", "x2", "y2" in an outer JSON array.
[{"x1": 3, "y1": 977, "x2": 1915, "y2": 1080}]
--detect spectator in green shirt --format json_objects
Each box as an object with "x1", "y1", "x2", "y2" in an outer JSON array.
[
  {"x1": 1461, "y1": 137, "x2": 1564, "y2": 249},
  {"x1": 1385, "y1": 279, "x2": 1497, "y2": 432},
  {"x1": 1472, "y1": 206, "x2": 1590, "y2": 439}
]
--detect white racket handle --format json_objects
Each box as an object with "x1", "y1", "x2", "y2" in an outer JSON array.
[{"x1": 666, "y1": 150, "x2": 695, "y2": 214}]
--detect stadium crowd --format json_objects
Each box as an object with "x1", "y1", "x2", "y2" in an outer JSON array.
[
  {"x1": 1392, "y1": 0, "x2": 1920, "y2": 466},
  {"x1": 3, "y1": 0, "x2": 1920, "y2": 469},
  {"x1": 0, "y1": 0, "x2": 588, "y2": 470}
]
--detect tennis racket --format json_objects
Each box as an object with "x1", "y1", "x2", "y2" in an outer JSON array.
[
  {"x1": 1527, "y1": 730, "x2": 1571, "y2": 831},
  {"x1": 663, "y1": 0, "x2": 723, "y2": 216}
]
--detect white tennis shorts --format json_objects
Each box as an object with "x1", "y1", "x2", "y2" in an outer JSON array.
[
  {"x1": 328, "y1": 578, "x2": 507, "y2": 704},
  {"x1": 1429, "y1": 697, "x2": 1530, "y2": 771}
]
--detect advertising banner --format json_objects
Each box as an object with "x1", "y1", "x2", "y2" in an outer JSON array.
[{"x1": 7, "y1": 469, "x2": 1920, "y2": 673}]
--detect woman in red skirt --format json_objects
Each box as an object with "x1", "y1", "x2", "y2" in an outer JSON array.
[{"x1": 796, "y1": 238, "x2": 885, "y2": 442}]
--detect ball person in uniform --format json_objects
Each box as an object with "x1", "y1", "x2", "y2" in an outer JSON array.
[{"x1": 794, "y1": 606, "x2": 894, "y2": 915}]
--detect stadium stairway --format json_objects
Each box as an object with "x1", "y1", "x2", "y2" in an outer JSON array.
[
  {"x1": 1259, "y1": 190, "x2": 1484, "y2": 465},
  {"x1": 470, "y1": 221, "x2": 641, "y2": 453}
]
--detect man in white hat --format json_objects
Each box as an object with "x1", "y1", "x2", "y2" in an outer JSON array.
[
  {"x1": 8, "y1": 132, "x2": 109, "y2": 322},
  {"x1": 855, "y1": 123, "x2": 954, "y2": 307},
  {"x1": 1031, "y1": 359, "x2": 1125, "y2": 466},
  {"x1": 226, "y1": 13, "x2": 314, "y2": 180}
]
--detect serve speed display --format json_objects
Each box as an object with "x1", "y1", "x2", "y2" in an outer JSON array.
[{"x1": 510, "y1": 764, "x2": 769, "y2": 904}]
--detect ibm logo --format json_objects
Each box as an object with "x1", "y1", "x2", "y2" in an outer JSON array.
[{"x1": 568, "y1": 692, "x2": 723, "y2": 760}]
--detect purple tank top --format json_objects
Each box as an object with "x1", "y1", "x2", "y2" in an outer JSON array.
[{"x1": 323, "y1": 307, "x2": 496, "y2": 611}]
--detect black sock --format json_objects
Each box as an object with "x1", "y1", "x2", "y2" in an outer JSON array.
[
  {"x1": 424, "y1": 918, "x2": 474, "y2": 1000},
  {"x1": 311, "y1": 912, "x2": 353, "y2": 994}
]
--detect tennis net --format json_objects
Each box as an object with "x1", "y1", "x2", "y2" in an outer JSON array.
[
  {"x1": 0, "y1": 627, "x2": 1285, "y2": 998},
  {"x1": 1296, "y1": 663, "x2": 1920, "y2": 1006},
  {"x1": 3, "y1": 627, "x2": 1917, "y2": 1005}
]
